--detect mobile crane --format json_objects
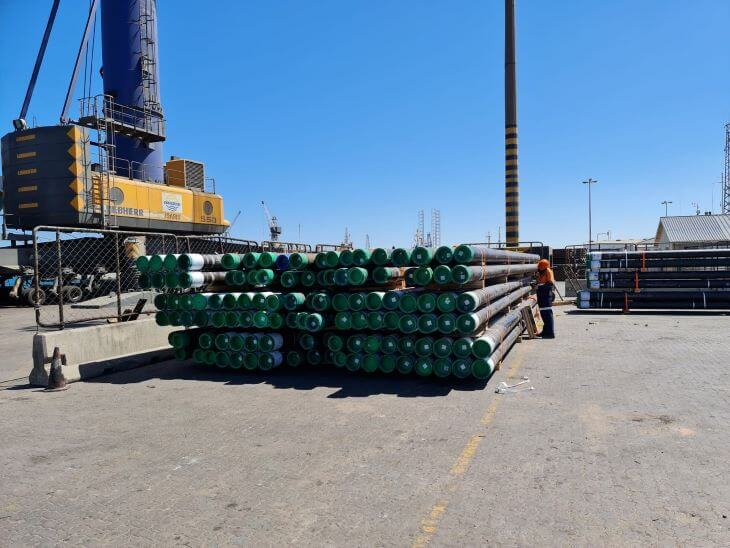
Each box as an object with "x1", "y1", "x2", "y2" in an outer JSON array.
[{"x1": 0, "y1": 0, "x2": 231, "y2": 305}]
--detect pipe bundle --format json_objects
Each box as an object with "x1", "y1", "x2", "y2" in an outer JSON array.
[
  {"x1": 579, "y1": 248, "x2": 730, "y2": 310},
  {"x1": 149, "y1": 245, "x2": 539, "y2": 380}
]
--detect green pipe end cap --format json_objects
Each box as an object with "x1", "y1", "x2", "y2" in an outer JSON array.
[
  {"x1": 371, "y1": 248, "x2": 390, "y2": 266},
  {"x1": 135, "y1": 256, "x2": 150, "y2": 272},
  {"x1": 433, "y1": 265, "x2": 452, "y2": 285},
  {"x1": 453, "y1": 245, "x2": 475, "y2": 264},
  {"x1": 391, "y1": 248, "x2": 411, "y2": 267},
  {"x1": 435, "y1": 246, "x2": 454, "y2": 264},
  {"x1": 347, "y1": 267, "x2": 368, "y2": 285},
  {"x1": 412, "y1": 246, "x2": 433, "y2": 266}
]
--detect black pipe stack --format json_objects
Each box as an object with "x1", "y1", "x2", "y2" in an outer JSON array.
[{"x1": 579, "y1": 248, "x2": 730, "y2": 310}]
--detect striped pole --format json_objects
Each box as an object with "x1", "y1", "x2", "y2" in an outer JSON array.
[{"x1": 505, "y1": 0, "x2": 519, "y2": 246}]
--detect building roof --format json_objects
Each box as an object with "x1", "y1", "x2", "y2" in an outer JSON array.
[{"x1": 655, "y1": 214, "x2": 730, "y2": 243}]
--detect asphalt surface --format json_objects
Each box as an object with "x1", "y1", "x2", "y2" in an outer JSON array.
[
  {"x1": 0, "y1": 306, "x2": 38, "y2": 383},
  {"x1": 1, "y1": 307, "x2": 728, "y2": 545}
]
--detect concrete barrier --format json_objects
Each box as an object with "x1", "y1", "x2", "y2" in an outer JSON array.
[{"x1": 29, "y1": 318, "x2": 177, "y2": 386}]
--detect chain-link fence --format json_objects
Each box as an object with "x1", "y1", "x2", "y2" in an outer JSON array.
[{"x1": 29, "y1": 226, "x2": 259, "y2": 329}]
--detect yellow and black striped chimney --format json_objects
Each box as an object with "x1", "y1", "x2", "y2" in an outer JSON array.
[{"x1": 504, "y1": 0, "x2": 519, "y2": 246}]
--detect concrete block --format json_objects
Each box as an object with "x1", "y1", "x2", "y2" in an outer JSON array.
[{"x1": 29, "y1": 318, "x2": 177, "y2": 386}]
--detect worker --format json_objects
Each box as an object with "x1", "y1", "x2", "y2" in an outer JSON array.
[{"x1": 535, "y1": 258, "x2": 556, "y2": 338}]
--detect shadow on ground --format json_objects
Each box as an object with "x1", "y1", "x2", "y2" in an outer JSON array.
[
  {"x1": 89, "y1": 359, "x2": 491, "y2": 398},
  {"x1": 566, "y1": 309, "x2": 730, "y2": 317}
]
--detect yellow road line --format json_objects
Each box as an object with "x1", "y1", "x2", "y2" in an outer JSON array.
[{"x1": 411, "y1": 346, "x2": 526, "y2": 547}]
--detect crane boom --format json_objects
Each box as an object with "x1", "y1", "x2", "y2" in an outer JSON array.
[{"x1": 261, "y1": 201, "x2": 282, "y2": 241}]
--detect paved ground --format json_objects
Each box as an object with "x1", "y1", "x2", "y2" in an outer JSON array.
[
  {"x1": 1, "y1": 307, "x2": 728, "y2": 546},
  {"x1": 0, "y1": 306, "x2": 38, "y2": 383}
]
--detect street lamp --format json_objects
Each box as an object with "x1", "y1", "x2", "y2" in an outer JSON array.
[
  {"x1": 582, "y1": 179, "x2": 598, "y2": 251},
  {"x1": 661, "y1": 200, "x2": 673, "y2": 217}
]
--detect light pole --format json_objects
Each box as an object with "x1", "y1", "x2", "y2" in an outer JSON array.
[
  {"x1": 661, "y1": 200, "x2": 673, "y2": 217},
  {"x1": 582, "y1": 179, "x2": 598, "y2": 250}
]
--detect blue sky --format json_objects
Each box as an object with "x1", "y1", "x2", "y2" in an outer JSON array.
[{"x1": 1, "y1": 0, "x2": 729, "y2": 247}]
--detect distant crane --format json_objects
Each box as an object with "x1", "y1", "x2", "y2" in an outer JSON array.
[
  {"x1": 342, "y1": 226, "x2": 352, "y2": 248},
  {"x1": 224, "y1": 209, "x2": 242, "y2": 236},
  {"x1": 261, "y1": 201, "x2": 281, "y2": 241}
]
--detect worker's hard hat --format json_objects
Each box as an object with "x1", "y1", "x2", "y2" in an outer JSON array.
[{"x1": 538, "y1": 259, "x2": 550, "y2": 270}]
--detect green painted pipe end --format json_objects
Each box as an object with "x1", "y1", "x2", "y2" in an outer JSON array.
[
  {"x1": 452, "y1": 338, "x2": 473, "y2": 358},
  {"x1": 177, "y1": 254, "x2": 193, "y2": 271},
  {"x1": 221, "y1": 253, "x2": 240, "y2": 270},
  {"x1": 433, "y1": 265, "x2": 452, "y2": 285},
  {"x1": 351, "y1": 312, "x2": 368, "y2": 330},
  {"x1": 151, "y1": 272, "x2": 166, "y2": 288},
  {"x1": 253, "y1": 311, "x2": 269, "y2": 328},
  {"x1": 178, "y1": 272, "x2": 193, "y2": 288},
  {"x1": 352, "y1": 248, "x2": 371, "y2": 266},
  {"x1": 451, "y1": 265, "x2": 471, "y2": 284},
  {"x1": 325, "y1": 251, "x2": 340, "y2": 268},
  {"x1": 472, "y1": 338, "x2": 494, "y2": 360},
  {"x1": 165, "y1": 272, "x2": 180, "y2": 288},
  {"x1": 334, "y1": 268, "x2": 349, "y2": 286},
  {"x1": 289, "y1": 253, "x2": 307, "y2": 269},
  {"x1": 163, "y1": 254, "x2": 179, "y2": 272},
  {"x1": 433, "y1": 338, "x2": 453, "y2": 358},
  {"x1": 415, "y1": 358, "x2": 433, "y2": 376},
  {"x1": 453, "y1": 244, "x2": 474, "y2": 264},
  {"x1": 413, "y1": 267, "x2": 433, "y2": 286},
  {"x1": 391, "y1": 248, "x2": 411, "y2": 267},
  {"x1": 435, "y1": 246, "x2": 453, "y2": 264},
  {"x1": 362, "y1": 354, "x2": 379, "y2": 373},
  {"x1": 347, "y1": 267, "x2": 368, "y2": 286},
  {"x1": 258, "y1": 252, "x2": 277, "y2": 268},
  {"x1": 372, "y1": 267, "x2": 391, "y2": 284},
  {"x1": 399, "y1": 314, "x2": 418, "y2": 333},
  {"x1": 371, "y1": 248, "x2": 390, "y2": 266},
  {"x1": 266, "y1": 294, "x2": 281, "y2": 311},
  {"x1": 135, "y1": 255, "x2": 150, "y2": 272},
  {"x1": 433, "y1": 358, "x2": 452, "y2": 378},
  {"x1": 339, "y1": 249, "x2": 354, "y2": 267},
  {"x1": 148, "y1": 255, "x2": 164, "y2": 272},
  {"x1": 379, "y1": 355, "x2": 396, "y2": 373},
  {"x1": 399, "y1": 294, "x2": 418, "y2": 313},
  {"x1": 456, "y1": 314, "x2": 477, "y2": 334},
  {"x1": 153, "y1": 293, "x2": 167, "y2": 310},
  {"x1": 452, "y1": 358, "x2": 473, "y2": 379},
  {"x1": 243, "y1": 252, "x2": 260, "y2": 269},
  {"x1": 417, "y1": 293, "x2": 437, "y2": 313},
  {"x1": 418, "y1": 314, "x2": 438, "y2": 333},
  {"x1": 335, "y1": 312, "x2": 352, "y2": 330},
  {"x1": 366, "y1": 292, "x2": 384, "y2": 310},
  {"x1": 411, "y1": 246, "x2": 433, "y2": 266},
  {"x1": 438, "y1": 314, "x2": 456, "y2": 334},
  {"x1": 472, "y1": 359, "x2": 494, "y2": 379}
]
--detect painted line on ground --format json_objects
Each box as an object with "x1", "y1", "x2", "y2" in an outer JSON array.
[{"x1": 412, "y1": 346, "x2": 527, "y2": 547}]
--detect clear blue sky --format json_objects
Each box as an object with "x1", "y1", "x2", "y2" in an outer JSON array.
[{"x1": 1, "y1": 0, "x2": 729, "y2": 247}]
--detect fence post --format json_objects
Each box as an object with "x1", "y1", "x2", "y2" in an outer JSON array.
[
  {"x1": 115, "y1": 232, "x2": 122, "y2": 321},
  {"x1": 33, "y1": 228, "x2": 42, "y2": 327},
  {"x1": 56, "y1": 229, "x2": 65, "y2": 329}
]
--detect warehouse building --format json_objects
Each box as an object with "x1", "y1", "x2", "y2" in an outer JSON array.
[{"x1": 654, "y1": 214, "x2": 730, "y2": 250}]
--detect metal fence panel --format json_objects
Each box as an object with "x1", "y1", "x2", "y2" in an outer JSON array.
[{"x1": 32, "y1": 226, "x2": 178, "y2": 328}]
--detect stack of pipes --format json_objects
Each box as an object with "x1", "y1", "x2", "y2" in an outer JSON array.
[
  {"x1": 579, "y1": 248, "x2": 730, "y2": 310},
  {"x1": 147, "y1": 244, "x2": 539, "y2": 379}
]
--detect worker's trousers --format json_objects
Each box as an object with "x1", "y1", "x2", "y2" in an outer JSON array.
[{"x1": 541, "y1": 308, "x2": 555, "y2": 338}]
